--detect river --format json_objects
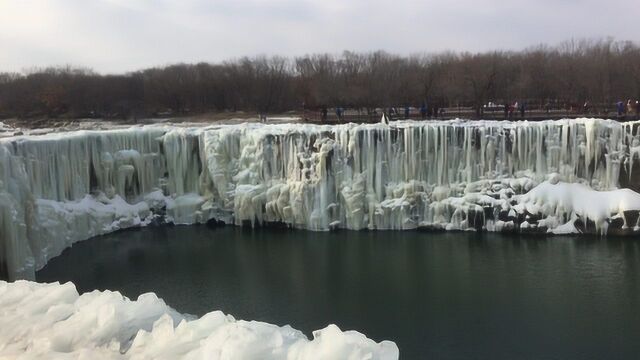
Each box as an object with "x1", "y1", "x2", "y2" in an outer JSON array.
[{"x1": 37, "y1": 226, "x2": 640, "y2": 359}]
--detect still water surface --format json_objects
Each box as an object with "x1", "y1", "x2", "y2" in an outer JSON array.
[{"x1": 37, "y1": 226, "x2": 640, "y2": 359}]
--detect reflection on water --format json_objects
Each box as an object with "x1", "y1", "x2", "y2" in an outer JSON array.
[{"x1": 37, "y1": 226, "x2": 640, "y2": 359}]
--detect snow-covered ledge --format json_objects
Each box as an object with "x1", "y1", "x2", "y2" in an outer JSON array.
[{"x1": 2, "y1": 119, "x2": 640, "y2": 280}]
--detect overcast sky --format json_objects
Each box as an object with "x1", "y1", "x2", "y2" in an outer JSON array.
[{"x1": 1, "y1": 0, "x2": 638, "y2": 74}]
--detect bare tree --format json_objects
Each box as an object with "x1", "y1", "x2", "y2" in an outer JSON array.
[{"x1": 1, "y1": 39, "x2": 639, "y2": 122}]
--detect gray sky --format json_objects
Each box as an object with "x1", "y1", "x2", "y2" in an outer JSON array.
[{"x1": 1, "y1": 0, "x2": 638, "y2": 74}]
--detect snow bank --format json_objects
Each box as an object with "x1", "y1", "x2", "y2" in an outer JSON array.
[
  {"x1": 0, "y1": 280, "x2": 398, "y2": 359},
  {"x1": 2, "y1": 119, "x2": 640, "y2": 279},
  {"x1": 515, "y1": 180, "x2": 640, "y2": 235}
]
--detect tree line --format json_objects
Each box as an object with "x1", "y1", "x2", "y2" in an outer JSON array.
[{"x1": 1, "y1": 38, "x2": 639, "y2": 120}]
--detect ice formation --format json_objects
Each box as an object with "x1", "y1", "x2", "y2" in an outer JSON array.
[
  {"x1": 0, "y1": 280, "x2": 398, "y2": 359},
  {"x1": 2, "y1": 118, "x2": 640, "y2": 279}
]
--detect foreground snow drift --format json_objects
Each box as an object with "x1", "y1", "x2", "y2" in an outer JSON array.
[
  {"x1": 0, "y1": 280, "x2": 399, "y2": 359},
  {"x1": 2, "y1": 118, "x2": 640, "y2": 279}
]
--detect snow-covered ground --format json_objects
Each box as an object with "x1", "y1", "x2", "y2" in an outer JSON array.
[
  {"x1": 0, "y1": 121, "x2": 16, "y2": 137},
  {"x1": 0, "y1": 280, "x2": 398, "y2": 359},
  {"x1": 2, "y1": 118, "x2": 640, "y2": 280},
  {"x1": 0, "y1": 115, "x2": 303, "y2": 138}
]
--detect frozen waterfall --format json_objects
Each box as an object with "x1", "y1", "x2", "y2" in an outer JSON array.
[{"x1": 2, "y1": 118, "x2": 640, "y2": 280}]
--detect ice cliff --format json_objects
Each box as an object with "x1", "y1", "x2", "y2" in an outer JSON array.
[{"x1": 2, "y1": 118, "x2": 640, "y2": 280}]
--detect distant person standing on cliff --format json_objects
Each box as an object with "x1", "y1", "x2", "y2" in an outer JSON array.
[
  {"x1": 616, "y1": 101, "x2": 625, "y2": 117},
  {"x1": 404, "y1": 106, "x2": 410, "y2": 119},
  {"x1": 420, "y1": 103, "x2": 427, "y2": 119},
  {"x1": 519, "y1": 102, "x2": 526, "y2": 119},
  {"x1": 504, "y1": 103, "x2": 509, "y2": 120}
]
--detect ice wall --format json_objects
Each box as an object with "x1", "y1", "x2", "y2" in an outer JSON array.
[{"x1": 2, "y1": 119, "x2": 640, "y2": 280}]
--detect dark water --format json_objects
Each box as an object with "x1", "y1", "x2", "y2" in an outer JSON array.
[{"x1": 37, "y1": 226, "x2": 640, "y2": 359}]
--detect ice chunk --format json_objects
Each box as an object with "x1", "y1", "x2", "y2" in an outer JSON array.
[{"x1": 0, "y1": 280, "x2": 399, "y2": 359}]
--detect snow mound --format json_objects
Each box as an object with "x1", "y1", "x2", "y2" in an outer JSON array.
[
  {"x1": 0, "y1": 280, "x2": 399, "y2": 360},
  {"x1": 515, "y1": 181, "x2": 640, "y2": 235}
]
